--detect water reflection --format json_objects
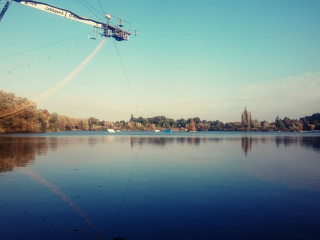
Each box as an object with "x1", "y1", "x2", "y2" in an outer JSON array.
[
  {"x1": 1, "y1": 135, "x2": 320, "y2": 174},
  {"x1": 129, "y1": 136, "x2": 206, "y2": 147},
  {"x1": 129, "y1": 135, "x2": 320, "y2": 156},
  {"x1": 0, "y1": 136, "x2": 116, "y2": 174},
  {"x1": 240, "y1": 136, "x2": 320, "y2": 156},
  {"x1": 1, "y1": 133, "x2": 320, "y2": 239},
  {"x1": 18, "y1": 167, "x2": 102, "y2": 239},
  {"x1": 276, "y1": 136, "x2": 320, "y2": 152},
  {"x1": 0, "y1": 137, "x2": 49, "y2": 173},
  {"x1": 241, "y1": 137, "x2": 253, "y2": 156}
]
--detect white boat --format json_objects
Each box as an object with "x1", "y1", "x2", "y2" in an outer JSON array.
[{"x1": 107, "y1": 129, "x2": 116, "y2": 133}]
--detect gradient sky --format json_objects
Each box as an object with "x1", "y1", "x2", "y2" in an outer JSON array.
[{"x1": 1, "y1": 0, "x2": 319, "y2": 122}]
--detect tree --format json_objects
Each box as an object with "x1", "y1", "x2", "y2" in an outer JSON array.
[
  {"x1": 88, "y1": 117, "x2": 99, "y2": 129},
  {"x1": 193, "y1": 117, "x2": 201, "y2": 124},
  {"x1": 187, "y1": 120, "x2": 196, "y2": 132},
  {"x1": 37, "y1": 109, "x2": 50, "y2": 132},
  {"x1": 76, "y1": 119, "x2": 89, "y2": 130},
  {"x1": 251, "y1": 119, "x2": 261, "y2": 130},
  {"x1": 176, "y1": 118, "x2": 187, "y2": 128},
  {"x1": 241, "y1": 107, "x2": 252, "y2": 131},
  {"x1": 49, "y1": 112, "x2": 59, "y2": 131},
  {"x1": 275, "y1": 116, "x2": 286, "y2": 131}
]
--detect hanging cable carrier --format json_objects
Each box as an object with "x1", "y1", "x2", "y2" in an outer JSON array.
[{"x1": 1, "y1": 0, "x2": 132, "y2": 41}]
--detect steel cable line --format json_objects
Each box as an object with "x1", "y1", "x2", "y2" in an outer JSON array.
[
  {"x1": 112, "y1": 38, "x2": 138, "y2": 109},
  {"x1": 0, "y1": 32, "x2": 91, "y2": 59},
  {"x1": 138, "y1": 29, "x2": 278, "y2": 34},
  {"x1": 78, "y1": 0, "x2": 104, "y2": 22},
  {"x1": 96, "y1": 0, "x2": 105, "y2": 15},
  {"x1": 0, "y1": 38, "x2": 106, "y2": 119},
  {"x1": 79, "y1": 0, "x2": 133, "y2": 33}
]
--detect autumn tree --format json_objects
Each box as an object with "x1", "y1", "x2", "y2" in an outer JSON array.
[
  {"x1": 241, "y1": 107, "x2": 252, "y2": 131},
  {"x1": 48, "y1": 112, "x2": 59, "y2": 131},
  {"x1": 88, "y1": 117, "x2": 99, "y2": 129},
  {"x1": 187, "y1": 120, "x2": 196, "y2": 132},
  {"x1": 37, "y1": 109, "x2": 50, "y2": 132},
  {"x1": 0, "y1": 91, "x2": 41, "y2": 133}
]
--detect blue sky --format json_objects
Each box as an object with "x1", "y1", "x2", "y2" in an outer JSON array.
[{"x1": 1, "y1": 0, "x2": 319, "y2": 122}]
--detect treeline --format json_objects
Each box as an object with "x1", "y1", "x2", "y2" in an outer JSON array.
[
  {"x1": 128, "y1": 113, "x2": 320, "y2": 132},
  {"x1": 0, "y1": 90, "x2": 90, "y2": 133},
  {"x1": 0, "y1": 90, "x2": 319, "y2": 133}
]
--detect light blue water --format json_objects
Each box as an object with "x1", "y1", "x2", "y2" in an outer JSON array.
[{"x1": 1, "y1": 131, "x2": 320, "y2": 239}]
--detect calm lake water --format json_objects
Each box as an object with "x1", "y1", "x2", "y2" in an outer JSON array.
[{"x1": 1, "y1": 131, "x2": 320, "y2": 240}]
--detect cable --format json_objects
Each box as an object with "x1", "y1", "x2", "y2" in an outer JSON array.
[
  {"x1": 96, "y1": 0, "x2": 105, "y2": 15},
  {"x1": 112, "y1": 38, "x2": 138, "y2": 109},
  {"x1": 0, "y1": 32, "x2": 91, "y2": 59},
  {"x1": 1, "y1": 38, "x2": 106, "y2": 119},
  {"x1": 78, "y1": 0, "x2": 104, "y2": 21}
]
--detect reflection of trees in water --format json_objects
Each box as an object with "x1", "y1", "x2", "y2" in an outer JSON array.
[
  {"x1": 240, "y1": 136, "x2": 320, "y2": 156},
  {"x1": 241, "y1": 137, "x2": 263, "y2": 156},
  {"x1": 0, "y1": 137, "x2": 49, "y2": 173},
  {"x1": 1, "y1": 135, "x2": 319, "y2": 172},
  {"x1": 129, "y1": 136, "x2": 320, "y2": 155},
  {"x1": 241, "y1": 137, "x2": 252, "y2": 156},
  {"x1": 239, "y1": 136, "x2": 320, "y2": 156},
  {"x1": 301, "y1": 137, "x2": 320, "y2": 151},
  {"x1": 130, "y1": 137, "x2": 175, "y2": 147},
  {"x1": 243, "y1": 136, "x2": 320, "y2": 191},
  {"x1": 0, "y1": 136, "x2": 120, "y2": 173},
  {"x1": 275, "y1": 137, "x2": 299, "y2": 148},
  {"x1": 276, "y1": 136, "x2": 320, "y2": 152},
  {"x1": 129, "y1": 137, "x2": 223, "y2": 148}
]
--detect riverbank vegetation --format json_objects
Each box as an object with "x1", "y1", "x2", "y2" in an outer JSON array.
[{"x1": 0, "y1": 90, "x2": 319, "y2": 133}]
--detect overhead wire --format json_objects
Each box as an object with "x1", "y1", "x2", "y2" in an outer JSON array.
[
  {"x1": 78, "y1": 0, "x2": 104, "y2": 22},
  {"x1": 138, "y1": 29, "x2": 278, "y2": 33},
  {"x1": 96, "y1": 0, "x2": 105, "y2": 15},
  {"x1": 0, "y1": 39, "x2": 106, "y2": 119},
  {"x1": 78, "y1": 0, "x2": 132, "y2": 33},
  {"x1": 112, "y1": 38, "x2": 138, "y2": 109},
  {"x1": 0, "y1": 32, "x2": 91, "y2": 59},
  {"x1": 32, "y1": 38, "x2": 106, "y2": 104}
]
